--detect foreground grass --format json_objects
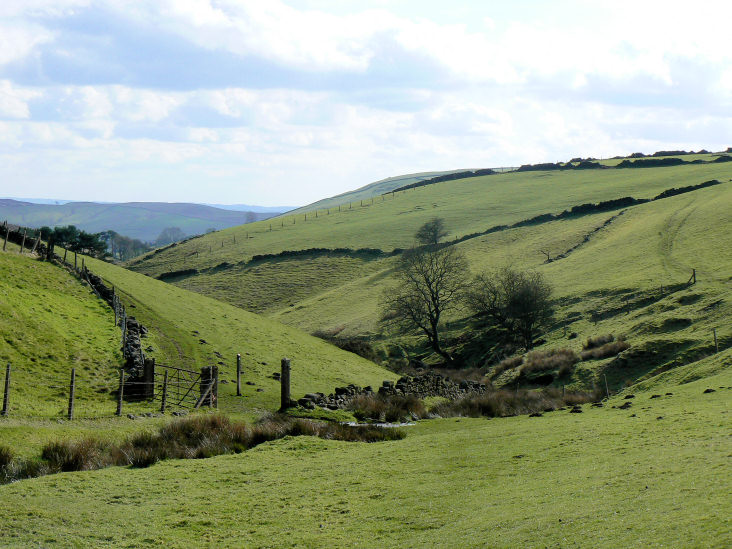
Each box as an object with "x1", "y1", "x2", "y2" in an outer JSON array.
[{"x1": 0, "y1": 362, "x2": 728, "y2": 547}]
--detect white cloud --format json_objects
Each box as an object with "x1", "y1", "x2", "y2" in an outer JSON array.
[{"x1": 0, "y1": 80, "x2": 42, "y2": 118}]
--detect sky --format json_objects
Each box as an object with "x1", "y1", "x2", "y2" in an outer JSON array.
[{"x1": 0, "y1": 0, "x2": 730, "y2": 206}]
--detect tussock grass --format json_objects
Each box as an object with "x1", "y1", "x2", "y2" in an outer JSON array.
[
  {"x1": 491, "y1": 355, "x2": 524, "y2": 378},
  {"x1": 581, "y1": 340, "x2": 630, "y2": 360},
  {"x1": 1, "y1": 414, "x2": 404, "y2": 483},
  {"x1": 430, "y1": 387, "x2": 598, "y2": 418},
  {"x1": 583, "y1": 334, "x2": 616, "y2": 349},
  {"x1": 520, "y1": 348, "x2": 580, "y2": 377},
  {"x1": 347, "y1": 394, "x2": 428, "y2": 423}
]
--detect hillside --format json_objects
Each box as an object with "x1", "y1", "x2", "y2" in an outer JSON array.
[
  {"x1": 125, "y1": 155, "x2": 732, "y2": 390},
  {"x1": 288, "y1": 169, "x2": 473, "y2": 214},
  {"x1": 0, "y1": 200, "x2": 281, "y2": 242},
  {"x1": 2, "y1": 155, "x2": 731, "y2": 548}
]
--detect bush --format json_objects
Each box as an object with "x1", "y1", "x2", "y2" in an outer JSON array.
[
  {"x1": 581, "y1": 340, "x2": 630, "y2": 360},
  {"x1": 583, "y1": 334, "x2": 615, "y2": 350},
  {"x1": 520, "y1": 348, "x2": 580, "y2": 377}
]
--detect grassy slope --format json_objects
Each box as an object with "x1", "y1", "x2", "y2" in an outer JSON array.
[
  {"x1": 126, "y1": 158, "x2": 732, "y2": 391},
  {"x1": 288, "y1": 169, "x2": 470, "y2": 214},
  {"x1": 129, "y1": 159, "x2": 732, "y2": 278},
  {"x1": 0, "y1": 243, "x2": 123, "y2": 417},
  {"x1": 82, "y1": 255, "x2": 396, "y2": 414},
  {"x1": 0, "y1": 244, "x2": 395, "y2": 456},
  {"x1": 0, "y1": 357, "x2": 729, "y2": 548}
]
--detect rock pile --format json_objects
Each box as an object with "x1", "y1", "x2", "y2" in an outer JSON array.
[{"x1": 296, "y1": 371, "x2": 488, "y2": 410}]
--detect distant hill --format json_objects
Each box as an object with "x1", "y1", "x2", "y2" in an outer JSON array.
[
  {"x1": 0, "y1": 200, "x2": 285, "y2": 242},
  {"x1": 289, "y1": 170, "x2": 474, "y2": 214},
  {"x1": 204, "y1": 203, "x2": 296, "y2": 213}
]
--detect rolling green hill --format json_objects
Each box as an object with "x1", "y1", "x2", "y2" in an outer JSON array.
[
  {"x1": 288, "y1": 169, "x2": 473, "y2": 214},
  {"x1": 126, "y1": 155, "x2": 732, "y2": 393},
  {"x1": 1, "y1": 153, "x2": 731, "y2": 548},
  {"x1": 0, "y1": 200, "x2": 280, "y2": 242}
]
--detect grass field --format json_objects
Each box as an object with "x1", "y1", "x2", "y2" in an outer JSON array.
[
  {"x1": 0, "y1": 243, "x2": 124, "y2": 417},
  {"x1": 1, "y1": 154, "x2": 731, "y2": 547},
  {"x1": 0, "y1": 354, "x2": 729, "y2": 547}
]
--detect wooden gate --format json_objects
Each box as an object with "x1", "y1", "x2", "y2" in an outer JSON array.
[{"x1": 152, "y1": 364, "x2": 218, "y2": 410}]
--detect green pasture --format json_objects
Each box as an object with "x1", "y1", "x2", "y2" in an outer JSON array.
[
  {"x1": 1, "y1": 357, "x2": 729, "y2": 548},
  {"x1": 0, "y1": 244, "x2": 125, "y2": 417},
  {"x1": 81, "y1": 254, "x2": 396, "y2": 415},
  {"x1": 129, "y1": 159, "x2": 732, "y2": 279}
]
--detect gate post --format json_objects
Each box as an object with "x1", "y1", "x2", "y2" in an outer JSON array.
[
  {"x1": 279, "y1": 358, "x2": 291, "y2": 411},
  {"x1": 200, "y1": 365, "x2": 218, "y2": 408},
  {"x1": 143, "y1": 357, "x2": 155, "y2": 399}
]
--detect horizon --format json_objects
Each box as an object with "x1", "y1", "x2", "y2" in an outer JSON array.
[{"x1": 1, "y1": 1, "x2": 731, "y2": 205}]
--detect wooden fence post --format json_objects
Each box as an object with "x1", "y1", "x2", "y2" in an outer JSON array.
[
  {"x1": 74, "y1": 251, "x2": 77, "y2": 270},
  {"x1": 2, "y1": 221, "x2": 7, "y2": 251},
  {"x1": 116, "y1": 369, "x2": 124, "y2": 416},
  {"x1": 30, "y1": 232, "x2": 39, "y2": 255},
  {"x1": 160, "y1": 370, "x2": 169, "y2": 413},
  {"x1": 279, "y1": 358, "x2": 291, "y2": 411},
  {"x1": 604, "y1": 374, "x2": 610, "y2": 400},
  {"x1": 236, "y1": 353, "x2": 242, "y2": 396},
  {"x1": 19, "y1": 229, "x2": 26, "y2": 254},
  {"x1": 1, "y1": 363, "x2": 10, "y2": 416},
  {"x1": 713, "y1": 328, "x2": 718, "y2": 353},
  {"x1": 68, "y1": 368, "x2": 76, "y2": 421}
]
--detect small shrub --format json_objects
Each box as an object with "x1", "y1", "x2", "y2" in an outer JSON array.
[
  {"x1": 583, "y1": 334, "x2": 615, "y2": 350},
  {"x1": 520, "y1": 348, "x2": 580, "y2": 377},
  {"x1": 581, "y1": 340, "x2": 630, "y2": 360}
]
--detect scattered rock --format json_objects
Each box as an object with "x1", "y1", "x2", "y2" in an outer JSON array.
[
  {"x1": 665, "y1": 392, "x2": 673, "y2": 396},
  {"x1": 127, "y1": 414, "x2": 137, "y2": 420},
  {"x1": 256, "y1": 388, "x2": 264, "y2": 392},
  {"x1": 624, "y1": 394, "x2": 635, "y2": 399},
  {"x1": 199, "y1": 339, "x2": 207, "y2": 344},
  {"x1": 629, "y1": 413, "x2": 637, "y2": 417},
  {"x1": 245, "y1": 381, "x2": 255, "y2": 386},
  {"x1": 650, "y1": 394, "x2": 661, "y2": 399},
  {"x1": 529, "y1": 412, "x2": 543, "y2": 417},
  {"x1": 591, "y1": 402, "x2": 603, "y2": 407},
  {"x1": 220, "y1": 379, "x2": 229, "y2": 384},
  {"x1": 618, "y1": 401, "x2": 632, "y2": 409},
  {"x1": 703, "y1": 388, "x2": 716, "y2": 394},
  {"x1": 569, "y1": 406, "x2": 583, "y2": 413},
  {"x1": 656, "y1": 416, "x2": 664, "y2": 420}
]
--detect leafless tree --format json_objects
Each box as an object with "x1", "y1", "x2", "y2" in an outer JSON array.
[
  {"x1": 466, "y1": 266, "x2": 553, "y2": 350},
  {"x1": 383, "y1": 245, "x2": 469, "y2": 363}
]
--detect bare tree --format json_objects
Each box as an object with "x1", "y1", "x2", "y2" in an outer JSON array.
[
  {"x1": 415, "y1": 217, "x2": 448, "y2": 246},
  {"x1": 466, "y1": 266, "x2": 553, "y2": 350},
  {"x1": 383, "y1": 245, "x2": 468, "y2": 363}
]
